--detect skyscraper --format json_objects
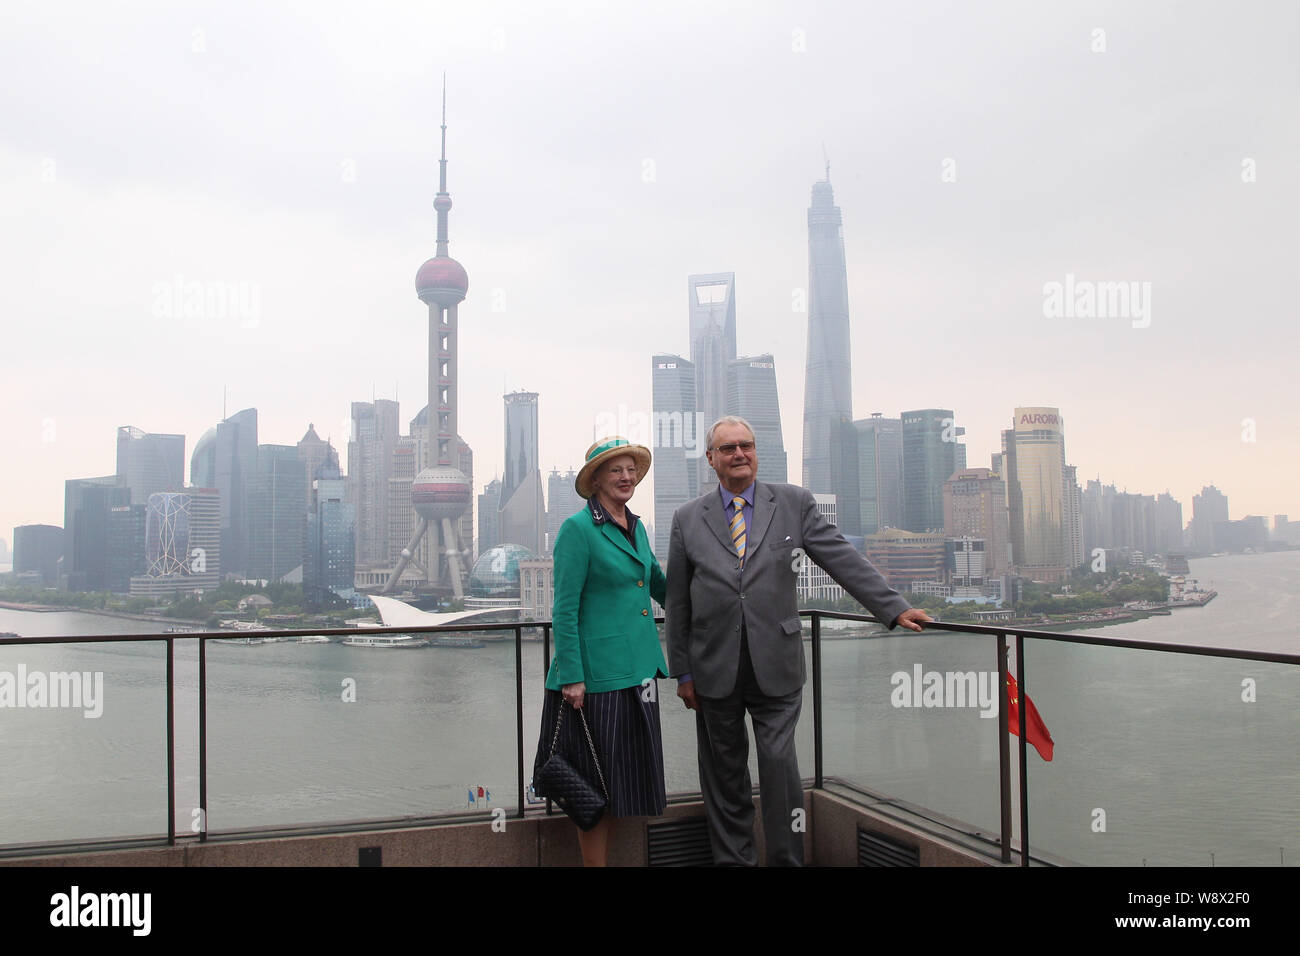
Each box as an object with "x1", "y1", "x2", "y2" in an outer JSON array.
[
  {"x1": 129, "y1": 488, "x2": 221, "y2": 597},
  {"x1": 191, "y1": 407, "x2": 257, "y2": 577},
  {"x1": 802, "y1": 174, "x2": 853, "y2": 504},
  {"x1": 854, "y1": 413, "x2": 903, "y2": 534},
  {"x1": 106, "y1": 502, "x2": 146, "y2": 592},
  {"x1": 116, "y1": 427, "x2": 185, "y2": 505},
  {"x1": 246, "y1": 444, "x2": 307, "y2": 582},
  {"x1": 726, "y1": 355, "x2": 787, "y2": 484},
  {"x1": 1003, "y1": 406, "x2": 1071, "y2": 582},
  {"x1": 1064, "y1": 464, "x2": 1084, "y2": 571},
  {"x1": 385, "y1": 86, "x2": 474, "y2": 597},
  {"x1": 348, "y1": 399, "x2": 399, "y2": 569},
  {"x1": 296, "y1": 424, "x2": 330, "y2": 512},
  {"x1": 498, "y1": 391, "x2": 544, "y2": 555},
  {"x1": 478, "y1": 478, "x2": 502, "y2": 556},
  {"x1": 13, "y1": 524, "x2": 63, "y2": 587},
  {"x1": 304, "y1": 446, "x2": 355, "y2": 608},
  {"x1": 63, "y1": 476, "x2": 129, "y2": 591},
  {"x1": 652, "y1": 354, "x2": 698, "y2": 563},
  {"x1": 901, "y1": 409, "x2": 964, "y2": 533},
  {"x1": 1190, "y1": 485, "x2": 1229, "y2": 554},
  {"x1": 942, "y1": 467, "x2": 1010, "y2": 574},
  {"x1": 546, "y1": 468, "x2": 582, "y2": 554},
  {"x1": 688, "y1": 273, "x2": 736, "y2": 491}
]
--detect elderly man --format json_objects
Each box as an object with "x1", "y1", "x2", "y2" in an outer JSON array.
[{"x1": 665, "y1": 416, "x2": 930, "y2": 866}]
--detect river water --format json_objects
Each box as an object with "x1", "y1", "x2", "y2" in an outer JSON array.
[{"x1": 1, "y1": 551, "x2": 1295, "y2": 865}]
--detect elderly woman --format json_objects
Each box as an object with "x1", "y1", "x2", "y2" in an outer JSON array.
[{"x1": 533, "y1": 436, "x2": 668, "y2": 866}]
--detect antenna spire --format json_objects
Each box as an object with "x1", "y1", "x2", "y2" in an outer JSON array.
[{"x1": 435, "y1": 73, "x2": 452, "y2": 257}]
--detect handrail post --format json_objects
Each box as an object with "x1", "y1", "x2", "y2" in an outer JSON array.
[
  {"x1": 542, "y1": 623, "x2": 553, "y2": 816},
  {"x1": 995, "y1": 632, "x2": 1011, "y2": 864},
  {"x1": 515, "y1": 625, "x2": 525, "y2": 819},
  {"x1": 166, "y1": 637, "x2": 175, "y2": 846},
  {"x1": 1016, "y1": 634, "x2": 1029, "y2": 867},
  {"x1": 199, "y1": 636, "x2": 208, "y2": 842},
  {"x1": 812, "y1": 611, "x2": 823, "y2": 790}
]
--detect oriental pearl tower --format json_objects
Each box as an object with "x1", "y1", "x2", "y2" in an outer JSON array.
[{"x1": 383, "y1": 84, "x2": 473, "y2": 597}]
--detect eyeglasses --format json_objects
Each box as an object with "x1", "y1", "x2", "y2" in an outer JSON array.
[{"x1": 712, "y1": 441, "x2": 755, "y2": 455}]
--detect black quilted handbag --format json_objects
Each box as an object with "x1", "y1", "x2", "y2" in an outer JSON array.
[{"x1": 535, "y1": 704, "x2": 609, "y2": 831}]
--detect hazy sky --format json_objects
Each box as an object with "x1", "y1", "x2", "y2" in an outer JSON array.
[{"x1": 3, "y1": 0, "x2": 1297, "y2": 548}]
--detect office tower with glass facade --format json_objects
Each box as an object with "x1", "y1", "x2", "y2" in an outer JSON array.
[
  {"x1": 478, "y1": 478, "x2": 502, "y2": 556},
  {"x1": 106, "y1": 502, "x2": 147, "y2": 592},
  {"x1": 13, "y1": 524, "x2": 63, "y2": 586},
  {"x1": 855, "y1": 413, "x2": 903, "y2": 534},
  {"x1": 726, "y1": 354, "x2": 787, "y2": 484},
  {"x1": 305, "y1": 447, "x2": 355, "y2": 608},
  {"x1": 652, "y1": 354, "x2": 698, "y2": 563},
  {"x1": 116, "y1": 427, "x2": 185, "y2": 505},
  {"x1": 348, "y1": 399, "x2": 399, "y2": 569},
  {"x1": 901, "y1": 409, "x2": 964, "y2": 534},
  {"x1": 297, "y1": 424, "x2": 331, "y2": 512},
  {"x1": 1003, "y1": 406, "x2": 1071, "y2": 582},
  {"x1": 1064, "y1": 464, "x2": 1084, "y2": 571},
  {"x1": 802, "y1": 175, "x2": 855, "y2": 507},
  {"x1": 191, "y1": 407, "x2": 257, "y2": 578},
  {"x1": 63, "y1": 476, "x2": 129, "y2": 591},
  {"x1": 546, "y1": 468, "x2": 582, "y2": 554},
  {"x1": 246, "y1": 445, "x2": 307, "y2": 582},
  {"x1": 388, "y1": 438, "x2": 417, "y2": 571},
  {"x1": 498, "y1": 391, "x2": 544, "y2": 555},
  {"x1": 688, "y1": 273, "x2": 737, "y2": 492}
]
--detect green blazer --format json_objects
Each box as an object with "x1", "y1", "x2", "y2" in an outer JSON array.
[{"x1": 544, "y1": 502, "x2": 669, "y2": 693}]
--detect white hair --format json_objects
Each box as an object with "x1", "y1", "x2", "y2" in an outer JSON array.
[{"x1": 705, "y1": 416, "x2": 755, "y2": 450}]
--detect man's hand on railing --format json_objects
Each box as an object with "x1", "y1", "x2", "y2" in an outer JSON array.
[{"x1": 894, "y1": 608, "x2": 932, "y2": 632}]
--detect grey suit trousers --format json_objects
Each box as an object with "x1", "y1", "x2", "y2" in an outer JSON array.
[{"x1": 694, "y1": 629, "x2": 804, "y2": 866}]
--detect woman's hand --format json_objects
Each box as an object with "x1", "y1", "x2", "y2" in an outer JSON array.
[{"x1": 562, "y1": 682, "x2": 586, "y2": 709}]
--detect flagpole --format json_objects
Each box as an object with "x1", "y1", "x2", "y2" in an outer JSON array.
[
  {"x1": 995, "y1": 632, "x2": 1012, "y2": 864},
  {"x1": 1015, "y1": 635, "x2": 1029, "y2": 868}
]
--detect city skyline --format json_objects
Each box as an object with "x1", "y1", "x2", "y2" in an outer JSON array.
[{"x1": 4, "y1": 4, "x2": 1298, "y2": 543}]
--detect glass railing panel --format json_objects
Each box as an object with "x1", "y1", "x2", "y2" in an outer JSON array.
[
  {"x1": 1020, "y1": 639, "x2": 1299, "y2": 866},
  {"x1": 205, "y1": 628, "x2": 526, "y2": 832},
  {"x1": 0, "y1": 637, "x2": 169, "y2": 846},
  {"x1": 818, "y1": 616, "x2": 1004, "y2": 838}
]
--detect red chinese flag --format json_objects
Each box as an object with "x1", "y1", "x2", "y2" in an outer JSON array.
[
  {"x1": 1006, "y1": 673, "x2": 1055, "y2": 761},
  {"x1": 477, "y1": 786, "x2": 485, "y2": 798}
]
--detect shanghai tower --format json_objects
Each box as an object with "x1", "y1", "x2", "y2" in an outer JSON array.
[{"x1": 801, "y1": 170, "x2": 858, "y2": 530}]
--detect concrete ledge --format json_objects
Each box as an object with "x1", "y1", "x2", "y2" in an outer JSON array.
[
  {"x1": 1, "y1": 789, "x2": 998, "y2": 867},
  {"x1": 811, "y1": 789, "x2": 995, "y2": 867}
]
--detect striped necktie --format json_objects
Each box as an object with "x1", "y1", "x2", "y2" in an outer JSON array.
[{"x1": 729, "y1": 496, "x2": 747, "y2": 563}]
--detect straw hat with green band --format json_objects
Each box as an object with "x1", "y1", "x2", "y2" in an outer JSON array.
[{"x1": 575, "y1": 436, "x2": 652, "y2": 499}]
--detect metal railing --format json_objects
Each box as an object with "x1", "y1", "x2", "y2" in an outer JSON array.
[{"x1": 3, "y1": 612, "x2": 1297, "y2": 863}]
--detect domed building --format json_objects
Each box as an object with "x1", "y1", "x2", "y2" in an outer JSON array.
[{"x1": 465, "y1": 544, "x2": 536, "y2": 609}]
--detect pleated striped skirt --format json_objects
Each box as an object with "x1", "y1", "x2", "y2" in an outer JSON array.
[{"x1": 533, "y1": 682, "x2": 667, "y2": 818}]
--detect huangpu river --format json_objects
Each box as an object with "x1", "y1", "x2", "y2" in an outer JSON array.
[{"x1": 1, "y1": 551, "x2": 1296, "y2": 866}]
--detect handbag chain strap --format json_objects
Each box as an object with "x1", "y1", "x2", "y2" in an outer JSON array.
[{"x1": 549, "y1": 701, "x2": 609, "y2": 799}]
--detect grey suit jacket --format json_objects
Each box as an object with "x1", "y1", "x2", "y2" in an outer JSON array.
[{"x1": 664, "y1": 481, "x2": 912, "y2": 698}]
